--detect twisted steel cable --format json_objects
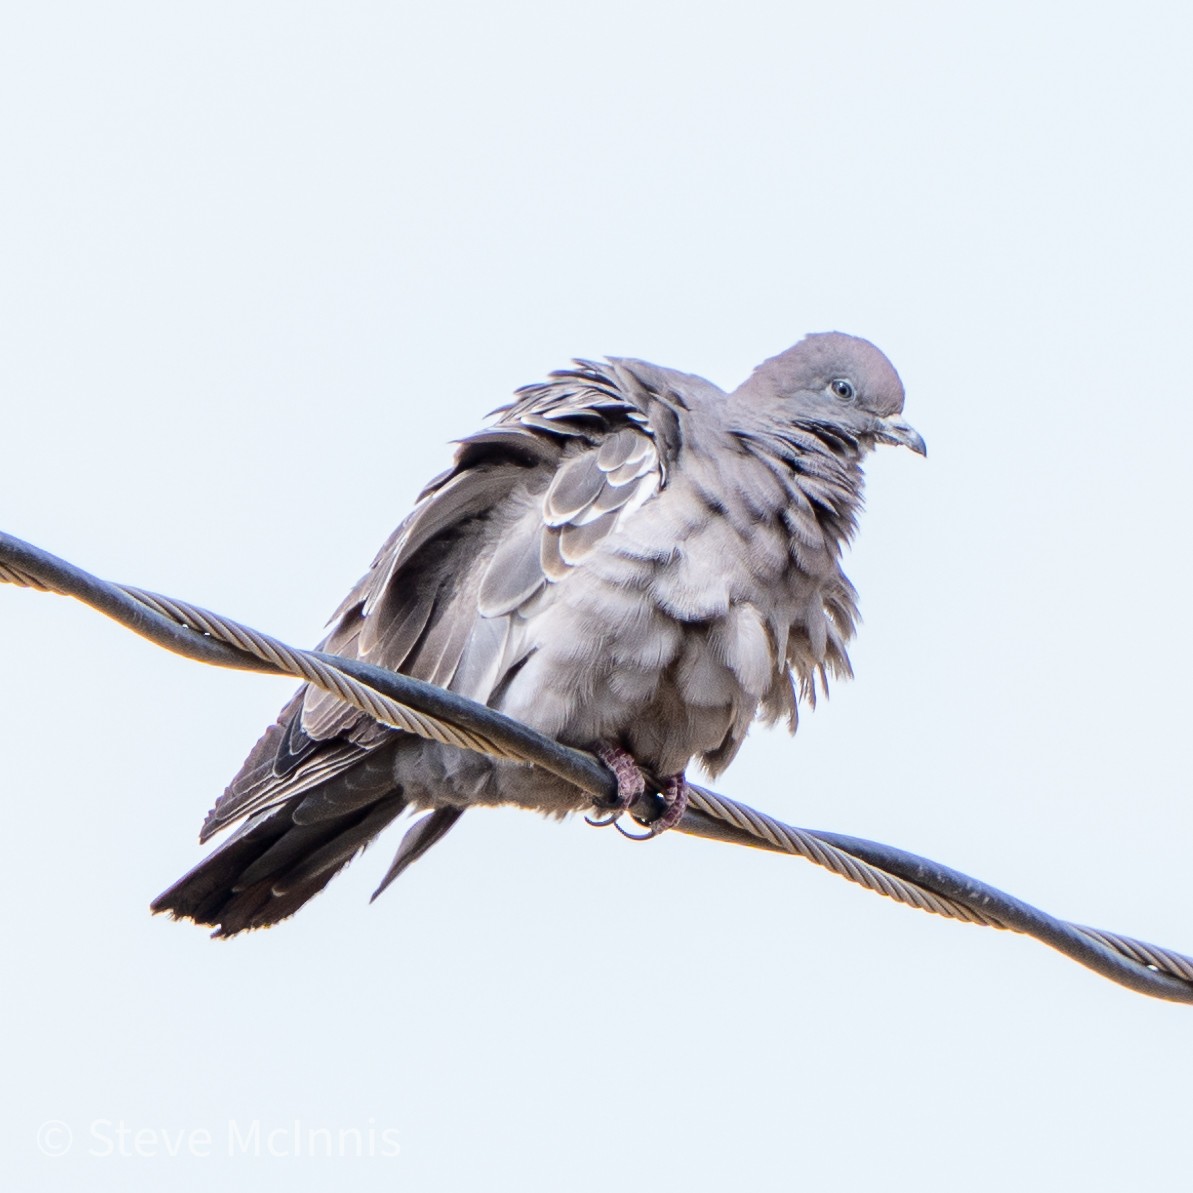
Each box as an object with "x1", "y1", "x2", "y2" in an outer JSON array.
[
  {"x1": 122, "y1": 586, "x2": 526, "y2": 762},
  {"x1": 2, "y1": 529, "x2": 1191, "y2": 1002}
]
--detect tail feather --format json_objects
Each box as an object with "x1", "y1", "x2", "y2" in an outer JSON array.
[
  {"x1": 151, "y1": 793, "x2": 408, "y2": 937},
  {"x1": 370, "y1": 806, "x2": 463, "y2": 902}
]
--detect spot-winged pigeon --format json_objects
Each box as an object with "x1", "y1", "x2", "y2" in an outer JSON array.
[{"x1": 152, "y1": 332, "x2": 924, "y2": 935}]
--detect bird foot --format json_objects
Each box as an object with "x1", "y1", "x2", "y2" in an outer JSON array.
[
  {"x1": 587, "y1": 746, "x2": 688, "y2": 838},
  {"x1": 650, "y1": 772, "x2": 690, "y2": 834},
  {"x1": 587, "y1": 745, "x2": 646, "y2": 826}
]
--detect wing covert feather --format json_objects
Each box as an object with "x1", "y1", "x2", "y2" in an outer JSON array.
[{"x1": 205, "y1": 358, "x2": 681, "y2": 836}]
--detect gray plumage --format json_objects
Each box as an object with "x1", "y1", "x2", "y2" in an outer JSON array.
[{"x1": 152, "y1": 331, "x2": 924, "y2": 935}]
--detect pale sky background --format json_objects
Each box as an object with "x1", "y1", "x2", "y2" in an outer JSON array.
[{"x1": 2, "y1": 3, "x2": 1192, "y2": 1190}]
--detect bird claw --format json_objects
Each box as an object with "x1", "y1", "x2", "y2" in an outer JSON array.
[
  {"x1": 614, "y1": 819, "x2": 655, "y2": 841},
  {"x1": 586, "y1": 745, "x2": 645, "y2": 829},
  {"x1": 584, "y1": 809, "x2": 623, "y2": 828},
  {"x1": 588, "y1": 745, "x2": 689, "y2": 839}
]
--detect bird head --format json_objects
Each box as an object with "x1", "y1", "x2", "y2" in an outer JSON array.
[{"x1": 733, "y1": 331, "x2": 926, "y2": 457}]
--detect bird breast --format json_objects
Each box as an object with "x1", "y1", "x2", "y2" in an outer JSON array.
[{"x1": 491, "y1": 467, "x2": 832, "y2": 778}]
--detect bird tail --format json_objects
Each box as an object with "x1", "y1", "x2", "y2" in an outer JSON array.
[{"x1": 151, "y1": 793, "x2": 415, "y2": 937}]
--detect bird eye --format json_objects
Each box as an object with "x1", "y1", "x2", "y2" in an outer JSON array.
[{"x1": 830, "y1": 378, "x2": 855, "y2": 400}]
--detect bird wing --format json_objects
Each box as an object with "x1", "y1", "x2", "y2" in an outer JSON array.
[{"x1": 199, "y1": 359, "x2": 684, "y2": 840}]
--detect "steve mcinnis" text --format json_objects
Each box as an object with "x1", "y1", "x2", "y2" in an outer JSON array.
[{"x1": 85, "y1": 1117, "x2": 401, "y2": 1159}]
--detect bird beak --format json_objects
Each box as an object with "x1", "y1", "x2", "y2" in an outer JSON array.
[{"x1": 875, "y1": 414, "x2": 927, "y2": 456}]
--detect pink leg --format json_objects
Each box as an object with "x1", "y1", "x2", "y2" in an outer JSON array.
[
  {"x1": 596, "y1": 745, "x2": 646, "y2": 810},
  {"x1": 588, "y1": 745, "x2": 646, "y2": 826},
  {"x1": 651, "y1": 772, "x2": 691, "y2": 835}
]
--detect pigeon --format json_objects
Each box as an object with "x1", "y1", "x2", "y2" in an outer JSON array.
[{"x1": 152, "y1": 332, "x2": 924, "y2": 935}]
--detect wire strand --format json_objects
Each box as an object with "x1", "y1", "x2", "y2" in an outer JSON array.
[{"x1": 3, "y1": 529, "x2": 1191, "y2": 1003}]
